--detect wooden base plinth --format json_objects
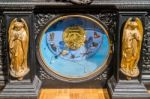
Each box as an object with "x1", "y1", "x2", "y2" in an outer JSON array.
[
  {"x1": 108, "y1": 76, "x2": 150, "y2": 99},
  {"x1": 0, "y1": 76, "x2": 41, "y2": 99}
]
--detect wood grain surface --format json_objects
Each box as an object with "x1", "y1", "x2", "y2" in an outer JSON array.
[{"x1": 39, "y1": 88, "x2": 110, "y2": 99}]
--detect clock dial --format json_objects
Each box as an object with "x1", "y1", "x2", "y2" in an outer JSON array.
[{"x1": 37, "y1": 15, "x2": 112, "y2": 82}]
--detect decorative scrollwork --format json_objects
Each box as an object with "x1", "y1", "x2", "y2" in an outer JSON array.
[
  {"x1": 142, "y1": 16, "x2": 150, "y2": 73},
  {"x1": 0, "y1": 16, "x2": 7, "y2": 84},
  {"x1": 97, "y1": 13, "x2": 117, "y2": 36},
  {"x1": 39, "y1": 68, "x2": 55, "y2": 80},
  {"x1": 95, "y1": 13, "x2": 116, "y2": 80},
  {"x1": 34, "y1": 14, "x2": 56, "y2": 38},
  {"x1": 95, "y1": 70, "x2": 109, "y2": 81},
  {"x1": 34, "y1": 14, "x2": 56, "y2": 80}
]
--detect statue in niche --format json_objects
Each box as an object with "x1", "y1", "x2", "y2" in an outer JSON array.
[
  {"x1": 120, "y1": 17, "x2": 143, "y2": 79},
  {"x1": 8, "y1": 18, "x2": 29, "y2": 80}
]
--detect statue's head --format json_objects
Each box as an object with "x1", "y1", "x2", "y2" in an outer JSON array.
[
  {"x1": 127, "y1": 18, "x2": 138, "y2": 29},
  {"x1": 14, "y1": 21, "x2": 24, "y2": 30}
]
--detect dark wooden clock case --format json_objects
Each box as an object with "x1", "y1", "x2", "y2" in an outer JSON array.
[{"x1": 0, "y1": 0, "x2": 150, "y2": 99}]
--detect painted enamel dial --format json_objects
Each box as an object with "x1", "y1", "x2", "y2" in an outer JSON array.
[{"x1": 37, "y1": 15, "x2": 112, "y2": 82}]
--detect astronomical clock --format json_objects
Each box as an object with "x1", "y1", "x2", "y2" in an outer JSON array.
[
  {"x1": 0, "y1": 0, "x2": 149, "y2": 99},
  {"x1": 36, "y1": 14, "x2": 112, "y2": 82}
]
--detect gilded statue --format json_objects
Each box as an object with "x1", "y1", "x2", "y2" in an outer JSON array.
[
  {"x1": 63, "y1": 26, "x2": 86, "y2": 50},
  {"x1": 120, "y1": 17, "x2": 143, "y2": 79},
  {"x1": 8, "y1": 18, "x2": 29, "y2": 80}
]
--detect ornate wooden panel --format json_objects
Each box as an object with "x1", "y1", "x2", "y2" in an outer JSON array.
[{"x1": 0, "y1": 0, "x2": 149, "y2": 99}]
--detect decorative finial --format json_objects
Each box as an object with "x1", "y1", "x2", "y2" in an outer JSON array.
[{"x1": 70, "y1": 0, "x2": 93, "y2": 4}]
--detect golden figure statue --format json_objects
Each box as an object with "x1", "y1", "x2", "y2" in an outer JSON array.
[
  {"x1": 120, "y1": 17, "x2": 143, "y2": 79},
  {"x1": 63, "y1": 26, "x2": 86, "y2": 50},
  {"x1": 8, "y1": 18, "x2": 29, "y2": 80}
]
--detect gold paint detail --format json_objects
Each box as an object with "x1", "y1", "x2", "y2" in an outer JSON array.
[
  {"x1": 8, "y1": 18, "x2": 30, "y2": 80},
  {"x1": 63, "y1": 26, "x2": 86, "y2": 50},
  {"x1": 120, "y1": 17, "x2": 143, "y2": 78}
]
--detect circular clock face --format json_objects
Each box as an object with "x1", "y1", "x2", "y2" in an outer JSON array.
[{"x1": 37, "y1": 15, "x2": 112, "y2": 83}]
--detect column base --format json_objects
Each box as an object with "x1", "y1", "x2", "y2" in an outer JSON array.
[
  {"x1": 0, "y1": 76, "x2": 41, "y2": 99},
  {"x1": 107, "y1": 76, "x2": 150, "y2": 99}
]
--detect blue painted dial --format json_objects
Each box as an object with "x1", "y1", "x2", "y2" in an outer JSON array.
[{"x1": 38, "y1": 15, "x2": 111, "y2": 80}]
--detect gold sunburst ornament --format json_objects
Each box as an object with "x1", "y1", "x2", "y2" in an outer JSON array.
[{"x1": 63, "y1": 26, "x2": 86, "y2": 50}]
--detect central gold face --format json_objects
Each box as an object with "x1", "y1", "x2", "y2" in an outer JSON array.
[{"x1": 63, "y1": 26, "x2": 86, "y2": 50}]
